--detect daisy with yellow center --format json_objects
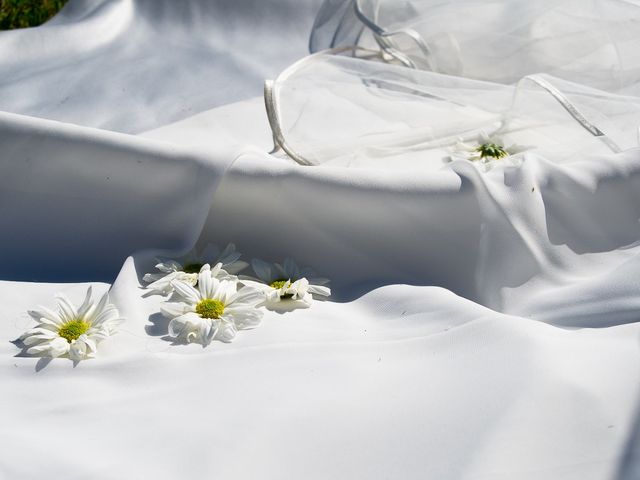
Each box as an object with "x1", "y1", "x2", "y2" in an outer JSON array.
[
  {"x1": 475, "y1": 142, "x2": 509, "y2": 160},
  {"x1": 160, "y1": 264, "x2": 264, "y2": 346},
  {"x1": 240, "y1": 258, "x2": 331, "y2": 310},
  {"x1": 20, "y1": 286, "x2": 124, "y2": 361},
  {"x1": 143, "y1": 243, "x2": 248, "y2": 296},
  {"x1": 449, "y1": 131, "x2": 530, "y2": 171}
]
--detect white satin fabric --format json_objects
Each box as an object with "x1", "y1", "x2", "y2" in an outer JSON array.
[
  {"x1": 0, "y1": 1, "x2": 639, "y2": 480},
  {"x1": 0, "y1": 0, "x2": 323, "y2": 133}
]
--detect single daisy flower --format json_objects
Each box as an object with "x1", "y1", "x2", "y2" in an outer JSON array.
[
  {"x1": 449, "y1": 131, "x2": 530, "y2": 171},
  {"x1": 19, "y1": 287, "x2": 124, "y2": 361},
  {"x1": 143, "y1": 243, "x2": 248, "y2": 295},
  {"x1": 160, "y1": 264, "x2": 264, "y2": 346},
  {"x1": 240, "y1": 258, "x2": 331, "y2": 309}
]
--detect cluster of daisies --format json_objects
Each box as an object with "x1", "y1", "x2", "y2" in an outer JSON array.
[
  {"x1": 18, "y1": 243, "x2": 330, "y2": 361},
  {"x1": 147, "y1": 244, "x2": 330, "y2": 346}
]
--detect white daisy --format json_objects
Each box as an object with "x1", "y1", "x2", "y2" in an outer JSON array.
[
  {"x1": 449, "y1": 131, "x2": 530, "y2": 171},
  {"x1": 160, "y1": 264, "x2": 264, "y2": 346},
  {"x1": 20, "y1": 287, "x2": 124, "y2": 361},
  {"x1": 241, "y1": 258, "x2": 331, "y2": 309},
  {"x1": 143, "y1": 243, "x2": 248, "y2": 295}
]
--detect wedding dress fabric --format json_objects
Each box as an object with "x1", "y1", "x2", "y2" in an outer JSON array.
[
  {"x1": 0, "y1": 1, "x2": 639, "y2": 479},
  {"x1": 267, "y1": 52, "x2": 640, "y2": 167},
  {"x1": 310, "y1": 0, "x2": 640, "y2": 93}
]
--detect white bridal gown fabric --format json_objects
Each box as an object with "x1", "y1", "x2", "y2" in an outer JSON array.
[
  {"x1": 0, "y1": 1, "x2": 639, "y2": 480},
  {"x1": 311, "y1": 0, "x2": 640, "y2": 93}
]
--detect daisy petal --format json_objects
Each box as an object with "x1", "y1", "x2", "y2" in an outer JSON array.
[
  {"x1": 225, "y1": 260, "x2": 248, "y2": 275},
  {"x1": 215, "y1": 321, "x2": 237, "y2": 343},
  {"x1": 251, "y1": 259, "x2": 273, "y2": 283},
  {"x1": 28, "y1": 306, "x2": 64, "y2": 326},
  {"x1": 168, "y1": 312, "x2": 202, "y2": 341},
  {"x1": 69, "y1": 340, "x2": 88, "y2": 361},
  {"x1": 76, "y1": 286, "x2": 94, "y2": 319},
  {"x1": 172, "y1": 280, "x2": 201, "y2": 304},
  {"x1": 198, "y1": 265, "x2": 215, "y2": 299},
  {"x1": 160, "y1": 301, "x2": 192, "y2": 319},
  {"x1": 55, "y1": 294, "x2": 78, "y2": 322},
  {"x1": 283, "y1": 257, "x2": 301, "y2": 279},
  {"x1": 199, "y1": 320, "x2": 216, "y2": 347},
  {"x1": 50, "y1": 337, "x2": 71, "y2": 358},
  {"x1": 308, "y1": 285, "x2": 331, "y2": 297},
  {"x1": 228, "y1": 287, "x2": 265, "y2": 306},
  {"x1": 237, "y1": 279, "x2": 270, "y2": 293},
  {"x1": 218, "y1": 243, "x2": 237, "y2": 261}
]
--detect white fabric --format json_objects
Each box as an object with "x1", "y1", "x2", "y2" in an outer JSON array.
[
  {"x1": 312, "y1": 0, "x2": 640, "y2": 92},
  {"x1": 0, "y1": 0, "x2": 323, "y2": 133},
  {"x1": 269, "y1": 52, "x2": 640, "y2": 167},
  {"x1": 1, "y1": 1, "x2": 639, "y2": 480}
]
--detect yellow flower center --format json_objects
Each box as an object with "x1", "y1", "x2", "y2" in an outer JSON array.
[
  {"x1": 183, "y1": 262, "x2": 204, "y2": 274},
  {"x1": 269, "y1": 279, "x2": 296, "y2": 300},
  {"x1": 476, "y1": 143, "x2": 508, "y2": 159},
  {"x1": 58, "y1": 319, "x2": 90, "y2": 343},
  {"x1": 269, "y1": 279, "x2": 290, "y2": 289},
  {"x1": 195, "y1": 299, "x2": 225, "y2": 319}
]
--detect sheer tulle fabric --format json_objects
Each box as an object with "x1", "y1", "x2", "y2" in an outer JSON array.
[
  {"x1": 311, "y1": 0, "x2": 640, "y2": 92},
  {"x1": 269, "y1": 52, "x2": 640, "y2": 168}
]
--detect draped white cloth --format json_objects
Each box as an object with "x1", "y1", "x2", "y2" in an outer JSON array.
[
  {"x1": 311, "y1": 0, "x2": 640, "y2": 92},
  {"x1": 1, "y1": 1, "x2": 639, "y2": 479}
]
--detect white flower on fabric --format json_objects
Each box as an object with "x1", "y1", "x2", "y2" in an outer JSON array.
[
  {"x1": 143, "y1": 243, "x2": 248, "y2": 296},
  {"x1": 20, "y1": 287, "x2": 124, "y2": 361},
  {"x1": 241, "y1": 258, "x2": 331, "y2": 309},
  {"x1": 160, "y1": 264, "x2": 264, "y2": 346},
  {"x1": 448, "y1": 131, "x2": 530, "y2": 171}
]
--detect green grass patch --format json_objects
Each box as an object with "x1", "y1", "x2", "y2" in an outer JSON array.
[{"x1": 1, "y1": 0, "x2": 68, "y2": 30}]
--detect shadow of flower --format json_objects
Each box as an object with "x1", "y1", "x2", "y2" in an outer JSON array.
[
  {"x1": 11, "y1": 338, "x2": 55, "y2": 371},
  {"x1": 145, "y1": 312, "x2": 169, "y2": 337}
]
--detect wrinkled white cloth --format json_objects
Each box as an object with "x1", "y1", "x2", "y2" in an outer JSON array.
[
  {"x1": 311, "y1": 0, "x2": 640, "y2": 93},
  {"x1": 0, "y1": 1, "x2": 639, "y2": 480},
  {"x1": 0, "y1": 0, "x2": 323, "y2": 133}
]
